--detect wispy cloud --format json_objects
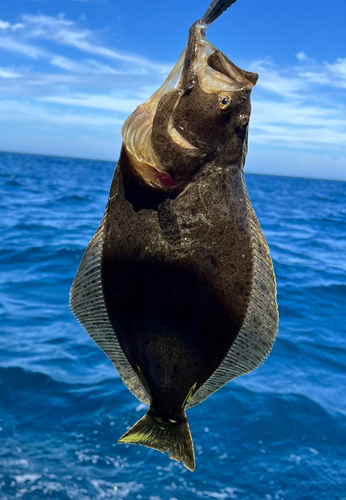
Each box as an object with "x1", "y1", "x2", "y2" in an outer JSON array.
[
  {"x1": 247, "y1": 55, "x2": 346, "y2": 155},
  {"x1": 0, "y1": 14, "x2": 171, "y2": 74},
  {"x1": 0, "y1": 13, "x2": 165, "y2": 126},
  {"x1": 0, "y1": 35, "x2": 45, "y2": 58},
  {"x1": 325, "y1": 58, "x2": 346, "y2": 87},
  {"x1": 250, "y1": 60, "x2": 306, "y2": 98},
  {"x1": 0, "y1": 12, "x2": 344, "y2": 177},
  {"x1": 0, "y1": 99, "x2": 123, "y2": 127},
  {"x1": 250, "y1": 54, "x2": 346, "y2": 97},
  {"x1": 0, "y1": 66, "x2": 22, "y2": 78},
  {"x1": 49, "y1": 55, "x2": 121, "y2": 74},
  {"x1": 13, "y1": 14, "x2": 173, "y2": 74},
  {"x1": 0, "y1": 20, "x2": 24, "y2": 31},
  {"x1": 40, "y1": 93, "x2": 143, "y2": 114},
  {"x1": 296, "y1": 51, "x2": 311, "y2": 62}
]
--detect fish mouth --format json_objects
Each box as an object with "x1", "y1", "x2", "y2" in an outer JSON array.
[
  {"x1": 121, "y1": 20, "x2": 258, "y2": 190},
  {"x1": 125, "y1": 147, "x2": 190, "y2": 192}
]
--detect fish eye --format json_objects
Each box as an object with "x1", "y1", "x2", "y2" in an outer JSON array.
[{"x1": 218, "y1": 93, "x2": 232, "y2": 112}]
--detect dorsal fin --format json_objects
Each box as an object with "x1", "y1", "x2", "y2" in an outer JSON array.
[
  {"x1": 186, "y1": 175, "x2": 278, "y2": 408},
  {"x1": 69, "y1": 211, "x2": 150, "y2": 405}
]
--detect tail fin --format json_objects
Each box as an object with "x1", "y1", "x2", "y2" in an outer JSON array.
[{"x1": 118, "y1": 411, "x2": 195, "y2": 471}]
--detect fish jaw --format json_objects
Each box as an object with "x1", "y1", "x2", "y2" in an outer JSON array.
[
  {"x1": 124, "y1": 147, "x2": 190, "y2": 192},
  {"x1": 121, "y1": 20, "x2": 259, "y2": 190}
]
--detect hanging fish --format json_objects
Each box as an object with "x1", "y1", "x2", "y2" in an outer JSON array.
[{"x1": 70, "y1": 0, "x2": 278, "y2": 472}]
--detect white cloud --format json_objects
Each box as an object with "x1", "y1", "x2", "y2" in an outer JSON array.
[
  {"x1": 0, "y1": 67, "x2": 22, "y2": 78},
  {"x1": 246, "y1": 55, "x2": 346, "y2": 156},
  {"x1": 0, "y1": 99, "x2": 124, "y2": 127},
  {"x1": 260, "y1": 74, "x2": 304, "y2": 97},
  {"x1": 252, "y1": 100, "x2": 345, "y2": 129},
  {"x1": 251, "y1": 123, "x2": 346, "y2": 149},
  {"x1": 0, "y1": 13, "x2": 173, "y2": 80},
  {"x1": 298, "y1": 71, "x2": 332, "y2": 86},
  {"x1": 0, "y1": 20, "x2": 24, "y2": 31},
  {"x1": 250, "y1": 58, "x2": 316, "y2": 99},
  {"x1": 296, "y1": 51, "x2": 312, "y2": 62},
  {"x1": 83, "y1": 59, "x2": 122, "y2": 74},
  {"x1": 325, "y1": 57, "x2": 346, "y2": 88},
  {"x1": 0, "y1": 12, "x2": 344, "y2": 178},
  {"x1": 20, "y1": 14, "x2": 172, "y2": 74},
  {"x1": 0, "y1": 70, "x2": 160, "y2": 104},
  {"x1": 297, "y1": 57, "x2": 346, "y2": 90},
  {"x1": 0, "y1": 36, "x2": 45, "y2": 59},
  {"x1": 327, "y1": 57, "x2": 346, "y2": 77},
  {"x1": 40, "y1": 93, "x2": 142, "y2": 114},
  {"x1": 252, "y1": 54, "x2": 346, "y2": 98},
  {"x1": 48, "y1": 55, "x2": 121, "y2": 74},
  {"x1": 0, "y1": 20, "x2": 10, "y2": 30}
]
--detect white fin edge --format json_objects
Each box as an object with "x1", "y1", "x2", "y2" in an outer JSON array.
[
  {"x1": 186, "y1": 176, "x2": 278, "y2": 408},
  {"x1": 69, "y1": 211, "x2": 150, "y2": 405}
]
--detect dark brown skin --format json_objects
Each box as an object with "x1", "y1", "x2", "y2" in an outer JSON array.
[
  {"x1": 100, "y1": 21, "x2": 258, "y2": 425},
  {"x1": 151, "y1": 89, "x2": 209, "y2": 181},
  {"x1": 150, "y1": 23, "x2": 256, "y2": 184},
  {"x1": 102, "y1": 162, "x2": 252, "y2": 423}
]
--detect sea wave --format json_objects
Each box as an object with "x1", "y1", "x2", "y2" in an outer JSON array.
[{"x1": 0, "y1": 153, "x2": 345, "y2": 499}]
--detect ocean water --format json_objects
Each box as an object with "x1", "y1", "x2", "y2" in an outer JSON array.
[{"x1": 0, "y1": 151, "x2": 345, "y2": 500}]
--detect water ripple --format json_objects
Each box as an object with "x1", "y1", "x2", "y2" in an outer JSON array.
[{"x1": 0, "y1": 152, "x2": 345, "y2": 499}]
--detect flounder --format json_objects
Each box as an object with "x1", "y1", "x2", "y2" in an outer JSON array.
[{"x1": 70, "y1": 0, "x2": 278, "y2": 472}]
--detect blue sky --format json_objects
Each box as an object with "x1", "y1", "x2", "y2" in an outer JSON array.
[{"x1": 0, "y1": 0, "x2": 345, "y2": 180}]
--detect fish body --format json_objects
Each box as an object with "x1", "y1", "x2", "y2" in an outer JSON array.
[{"x1": 70, "y1": 4, "x2": 278, "y2": 472}]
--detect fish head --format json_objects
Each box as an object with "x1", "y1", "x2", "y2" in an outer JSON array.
[{"x1": 122, "y1": 21, "x2": 258, "y2": 191}]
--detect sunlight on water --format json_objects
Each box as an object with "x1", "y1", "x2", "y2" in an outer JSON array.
[{"x1": 0, "y1": 152, "x2": 345, "y2": 499}]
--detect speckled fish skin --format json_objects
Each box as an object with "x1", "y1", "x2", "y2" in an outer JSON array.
[{"x1": 70, "y1": 8, "x2": 278, "y2": 472}]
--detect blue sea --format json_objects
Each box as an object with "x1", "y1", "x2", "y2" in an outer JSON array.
[{"x1": 0, "y1": 151, "x2": 345, "y2": 500}]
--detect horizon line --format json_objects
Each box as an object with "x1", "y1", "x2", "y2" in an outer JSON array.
[{"x1": 0, "y1": 149, "x2": 344, "y2": 183}]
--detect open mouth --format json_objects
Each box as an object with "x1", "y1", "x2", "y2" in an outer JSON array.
[
  {"x1": 121, "y1": 20, "x2": 257, "y2": 192},
  {"x1": 126, "y1": 147, "x2": 189, "y2": 191}
]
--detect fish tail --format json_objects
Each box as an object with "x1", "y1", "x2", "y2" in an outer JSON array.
[{"x1": 118, "y1": 410, "x2": 195, "y2": 471}]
